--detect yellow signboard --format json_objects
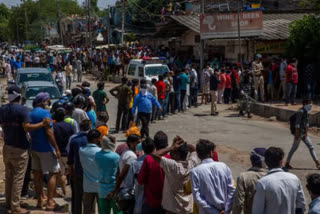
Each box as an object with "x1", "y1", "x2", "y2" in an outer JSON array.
[{"x1": 255, "y1": 41, "x2": 286, "y2": 54}]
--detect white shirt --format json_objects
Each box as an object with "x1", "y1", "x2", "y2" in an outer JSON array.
[
  {"x1": 72, "y1": 108, "x2": 89, "y2": 125},
  {"x1": 119, "y1": 149, "x2": 137, "y2": 188},
  {"x1": 252, "y1": 168, "x2": 305, "y2": 214}
]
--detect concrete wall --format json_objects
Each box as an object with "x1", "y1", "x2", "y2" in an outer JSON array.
[{"x1": 251, "y1": 103, "x2": 320, "y2": 127}]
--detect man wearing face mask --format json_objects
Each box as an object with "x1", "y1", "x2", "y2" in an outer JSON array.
[
  {"x1": 285, "y1": 99, "x2": 320, "y2": 170},
  {"x1": 131, "y1": 79, "x2": 161, "y2": 138},
  {"x1": 29, "y1": 92, "x2": 61, "y2": 210},
  {"x1": 232, "y1": 148, "x2": 267, "y2": 214}
]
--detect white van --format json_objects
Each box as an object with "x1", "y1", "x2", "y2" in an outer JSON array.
[{"x1": 126, "y1": 57, "x2": 170, "y2": 83}]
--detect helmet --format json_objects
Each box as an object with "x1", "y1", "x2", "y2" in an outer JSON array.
[
  {"x1": 51, "y1": 101, "x2": 64, "y2": 113},
  {"x1": 73, "y1": 95, "x2": 86, "y2": 106},
  {"x1": 63, "y1": 101, "x2": 75, "y2": 111}
]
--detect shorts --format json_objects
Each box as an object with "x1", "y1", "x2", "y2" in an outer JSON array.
[
  {"x1": 58, "y1": 157, "x2": 68, "y2": 175},
  {"x1": 31, "y1": 151, "x2": 60, "y2": 173},
  {"x1": 201, "y1": 85, "x2": 209, "y2": 94}
]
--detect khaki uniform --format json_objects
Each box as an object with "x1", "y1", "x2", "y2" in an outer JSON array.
[{"x1": 252, "y1": 61, "x2": 264, "y2": 101}]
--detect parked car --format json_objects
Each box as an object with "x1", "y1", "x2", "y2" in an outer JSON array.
[
  {"x1": 126, "y1": 57, "x2": 170, "y2": 84},
  {"x1": 21, "y1": 81, "x2": 61, "y2": 109},
  {"x1": 16, "y1": 68, "x2": 54, "y2": 87}
]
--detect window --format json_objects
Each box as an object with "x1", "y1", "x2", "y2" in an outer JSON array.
[
  {"x1": 19, "y1": 73, "x2": 54, "y2": 84},
  {"x1": 195, "y1": 35, "x2": 200, "y2": 43},
  {"x1": 138, "y1": 67, "x2": 144, "y2": 77},
  {"x1": 25, "y1": 86, "x2": 61, "y2": 100},
  {"x1": 145, "y1": 66, "x2": 169, "y2": 76},
  {"x1": 128, "y1": 64, "x2": 136, "y2": 76}
]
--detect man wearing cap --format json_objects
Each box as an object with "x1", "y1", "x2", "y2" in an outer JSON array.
[
  {"x1": 110, "y1": 77, "x2": 132, "y2": 133},
  {"x1": 29, "y1": 92, "x2": 61, "y2": 210},
  {"x1": 131, "y1": 79, "x2": 161, "y2": 138},
  {"x1": 95, "y1": 136, "x2": 121, "y2": 214},
  {"x1": 252, "y1": 54, "x2": 265, "y2": 102},
  {"x1": 232, "y1": 148, "x2": 267, "y2": 214},
  {"x1": 0, "y1": 86, "x2": 50, "y2": 214}
]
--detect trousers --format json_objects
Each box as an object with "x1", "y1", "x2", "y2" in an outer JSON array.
[
  {"x1": 254, "y1": 76, "x2": 265, "y2": 102},
  {"x1": 116, "y1": 105, "x2": 129, "y2": 131},
  {"x1": 286, "y1": 82, "x2": 297, "y2": 104},
  {"x1": 3, "y1": 145, "x2": 28, "y2": 212},
  {"x1": 71, "y1": 175, "x2": 83, "y2": 214},
  {"x1": 286, "y1": 136, "x2": 318, "y2": 163},
  {"x1": 210, "y1": 91, "x2": 217, "y2": 114},
  {"x1": 138, "y1": 112, "x2": 151, "y2": 138},
  {"x1": 83, "y1": 192, "x2": 98, "y2": 214},
  {"x1": 217, "y1": 88, "x2": 224, "y2": 104}
]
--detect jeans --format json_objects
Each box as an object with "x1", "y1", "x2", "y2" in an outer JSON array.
[
  {"x1": 180, "y1": 90, "x2": 186, "y2": 111},
  {"x1": 157, "y1": 99, "x2": 164, "y2": 120},
  {"x1": 66, "y1": 75, "x2": 72, "y2": 89},
  {"x1": 286, "y1": 82, "x2": 297, "y2": 104},
  {"x1": 71, "y1": 175, "x2": 83, "y2": 214},
  {"x1": 162, "y1": 94, "x2": 169, "y2": 117},
  {"x1": 141, "y1": 203, "x2": 165, "y2": 214},
  {"x1": 77, "y1": 71, "x2": 82, "y2": 82},
  {"x1": 3, "y1": 145, "x2": 28, "y2": 212},
  {"x1": 224, "y1": 88, "x2": 231, "y2": 104},
  {"x1": 231, "y1": 87, "x2": 238, "y2": 103},
  {"x1": 175, "y1": 91, "x2": 181, "y2": 112},
  {"x1": 138, "y1": 112, "x2": 151, "y2": 138},
  {"x1": 116, "y1": 105, "x2": 129, "y2": 131},
  {"x1": 286, "y1": 136, "x2": 318, "y2": 163},
  {"x1": 190, "y1": 87, "x2": 198, "y2": 107},
  {"x1": 168, "y1": 92, "x2": 176, "y2": 113},
  {"x1": 151, "y1": 105, "x2": 157, "y2": 122}
]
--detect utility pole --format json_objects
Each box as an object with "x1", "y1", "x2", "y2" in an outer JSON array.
[
  {"x1": 200, "y1": 0, "x2": 205, "y2": 73},
  {"x1": 24, "y1": 1, "x2": 29, "y2": 41},
  {"x1": 107, "y1": 5, "x2": 110, "y2": 45},
  {"x1": 56, "y1": 0, "x2": 63, "y2": 45},
  {"x1": 237, "y1": 0, "x2": 242, "y2": 63},
  {"x1": 121, "y1": 0, "x2": 125, "y2": 44},
  {"x1": 39, "y1": 0, "x2": 43, "y2": 42},
  {"x1": 86, "y1": 0, "x2": 90, "y2": 48}
]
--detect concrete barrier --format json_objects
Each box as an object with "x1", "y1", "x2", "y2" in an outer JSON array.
[{"x1": 251, "y1": 103, "x2": 320, "y2": 127}]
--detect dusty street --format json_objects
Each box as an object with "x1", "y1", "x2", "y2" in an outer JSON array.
[{"x1": 0, "y1": 73, "x2": 319, "y2": 213}]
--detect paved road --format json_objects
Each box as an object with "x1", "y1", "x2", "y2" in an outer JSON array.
[{"x1": 0, "y1": 73, "x2": 319, "y2": 213}]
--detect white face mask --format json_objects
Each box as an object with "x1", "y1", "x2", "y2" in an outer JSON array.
[
  {"x1": 140, "y1": 88, "x2": 147, "y2": 95},
  {"x1": 304, "y1": 104, "x2": 312, "y2": 113}
]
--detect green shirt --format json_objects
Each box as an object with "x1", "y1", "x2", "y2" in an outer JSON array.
[{"x1": 93, "y1": 89, "x2": 107, "y2": 112}]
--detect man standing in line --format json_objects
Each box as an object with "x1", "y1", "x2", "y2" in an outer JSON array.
[
  {"x1": 252, "y1": 147, "x2": 306, "y2": 214},
  {"x1": 155, "y1": 75, "x2": 166, "y2": 120},
  {"x1": 76, "y1": 57, "x2": 83, "y2": 82},
  {"x1": 131, "y1": 80, "x2": 161, "y2": 138},
  {"x1": 0, "y1": 86, "x2": 50, "y2": 214},
  {"x1": 190, "y1": 139, "x2": 235, "y2": 214},
  {"x1": 79, "y1": 129, "x2": 101, "y2": 214},
  {"x1": 278, "y1": 57, "x2": 287, "y2": 100},
  {"x1": 64, "y1": 61, "x2": 73, "y2": 90},
  {"x1": 179, "y1": 69, "x2": 190, "y2": 112},
  {"x1": 201, "y1": 64, "x2": 210, "y2": 105},
  {"x1": 217, "y1": 66, "x2": 226, "y2": 104},
  {"x1": 252, "y1": 54, "x2": 265, "y2": 102},
  {"x1": 306, "y1": 173, "x2": 320, "y2": 214},
  {"x1": 285, "y1": 99, "x2": 320, "y2": 169},
  {"x1": 93, "y1": 82, "x2": 109, "y2": 116},
  {"x1": 110, "y1": 77, "x2": 132, "y2": 133},
  {"x1": 167, "y1": 71, "x2": 176, "y2": 114},
  {"x1": 209, "y1": 69, "x2": 220, "y2": 116},
  {"x1": 29, "y1": 92, "x2": 61, "y2": 210},
  {"x1": 232, "y1": 148, "x2": 267, "y2": 214},
  {"x1": 67, "y1": 120, "x2": 91, "y2": 214},
  {"x1": 285, "y1": 58, "x2": 298, "y2": 105}
]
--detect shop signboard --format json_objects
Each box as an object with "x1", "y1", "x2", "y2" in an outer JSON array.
[
  {"x1": 200, "y1": 11, "x2": 263, "y2": 39},
  {"x1": 255, "y1": 41, "x2": 286, "y2": 54}
]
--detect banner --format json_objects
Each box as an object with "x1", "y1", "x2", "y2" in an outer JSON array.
[{"x1": 200, "y1": 11, "x2": 263, "y2": 39}]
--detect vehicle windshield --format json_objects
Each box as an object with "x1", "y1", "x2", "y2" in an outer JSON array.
[
  {"x1": 145, "y1": 66, "x2": 169, "y2": 76},
  {"x1": 19, "y1": 73, "x2": 53, "y2": 84},
  {"x1": 25, "y1": 86, "x2": 61, "y2": 100}
]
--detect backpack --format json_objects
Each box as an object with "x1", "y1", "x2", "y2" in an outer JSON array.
[{"x1": 289, "y1": 108, "x2": 307, "y2": 135}]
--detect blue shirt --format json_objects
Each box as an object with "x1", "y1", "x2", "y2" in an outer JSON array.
[
  {"x1": 0, "y1": 103, "x2": 31, "y2": 150},
  {"x1": 29, "y1": 107, "x2": 54, "y2": 152},
  {"x1": 308, "y1": 196, "x2": 320, "y2": 214},
  {"x1": 190, "y1": 159, "x2": 235, "y2": 214},
  {"x1": 173, "y1": 75, "x2": 181, "y2": 92},
  {"x1": 179, "y1": 73, "x2": 190, "y2": 90},
  {"x1": 268, "y1": 70, "x2": 273, "y2": 85},
  {"x1": 95, "y1": 150, "x2": 120, "y2": 198},
  {"x1": 79, "y1": 143, "x2": 101, "y2": 193},
  {"x1": 132, "y1": 92, "x2": 161, "y2": 114},
  {"x1": 67, "y1": 132, "x2": 88, "y2": 177},
  {"x1": 86, "y1": 109, "x2": 97, "y2": 129},
  {"x1": 13, "y1": 61, "x2": 22, "y2": 70}
]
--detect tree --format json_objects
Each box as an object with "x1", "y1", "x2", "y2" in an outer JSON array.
[
  {"x1": 301, "y1": 0, "x2": 320, "y2": 14},
  {"x1": 0, "y1": 3, "x2": 10, "y2": 41},
  {"x1": 286, "y1": 15, "x2": 320, "y2": 60}
]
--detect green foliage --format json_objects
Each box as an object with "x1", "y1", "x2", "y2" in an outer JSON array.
[
  {"x1": 125, "y1": 33, "x2": 136, "y2": 42},
  {"x1": 0, "y1": 3, "x2": 10, "y2": 41},
  {"x1": 286, "y1": 15, "x2": 320, "y2": 59},
  {"x1": 127, "y1": 0, "x2": 168, "y2": 23},
  {"x1": 24, "y1": 44, "x2": 38, "y2": 50},
  {"x1": 300, "y1": 0, "x2": 320, "y2": 14}
]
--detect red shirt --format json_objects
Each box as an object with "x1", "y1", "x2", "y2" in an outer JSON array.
[
  {"x1": 225, "y1": 74, "x2": 231, "y2": 89},
  {"x1": 213, "y1": 151, "x2": 219, "y2": 161},
  {"x1": 218, "y1": 73, "x2": 226, "y2": 90},
  {"x1": 137, "y1": 154, "x2": 170, "y2": 208},
  {"x1": 286, "y1": 65, "x2": 298, "y2": 84},
  {"x1": 155, "y1": 81, "x2": 165, "y2": 100},
  {"x1": 231, "y1": 69, "x2": 239, "y2": 85}
]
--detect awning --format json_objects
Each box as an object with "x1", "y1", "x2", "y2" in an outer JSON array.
[{"x1": 170, "y1": 13, "x2": 311, "y2": 40}]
